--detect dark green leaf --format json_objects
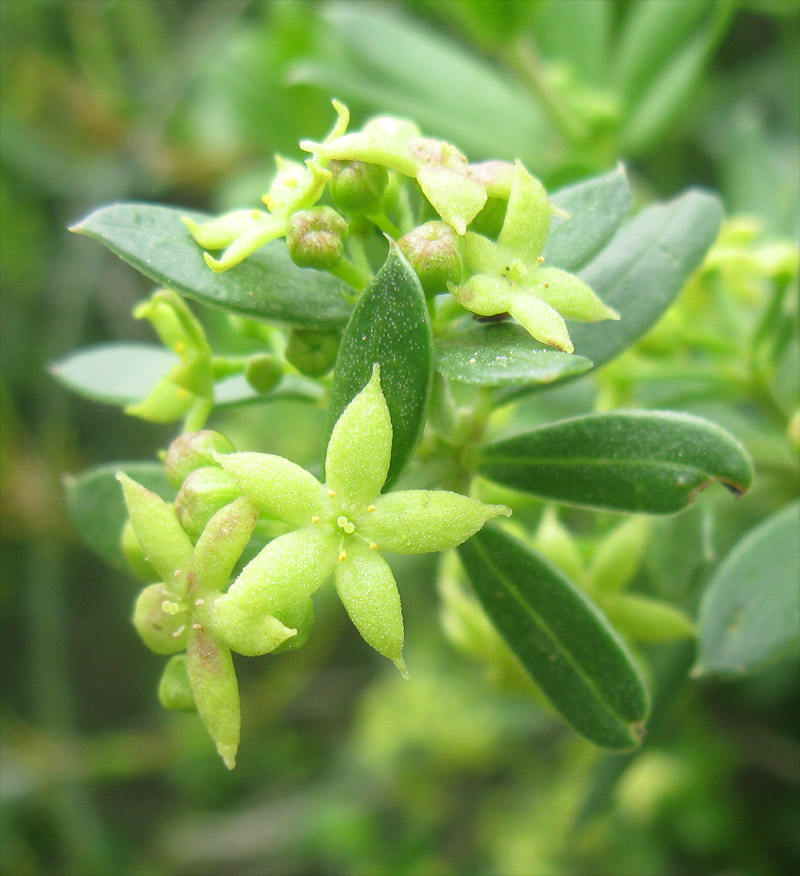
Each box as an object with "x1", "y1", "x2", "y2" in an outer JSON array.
[
  {"x1": 327, "y1": 243, "x2": 433, "y2": 489},
  {"x1": 71, "y1": 204, "x2": 351, "y2": 328},
  {"x1": 458, "y1": 526, "x2": 650, "y2": 751},
  {"x1": 545, "y1": 164, "x2": 633, "y2": 273},
  {"x1": 694, "y1": 502, "x2": 800, "y2": 677},
  {"x1": 64, "y1": 462, "x2": 174, "y2": 573},
  {"x1": 435, "y1": 323, "x2": 592, "y2": 386},
  {"x1": 568, "y1": 189, "x2": 723, "y2": 368},
  {"x1": 477, "y1": 410, "x2": 753, "y2": 514}
]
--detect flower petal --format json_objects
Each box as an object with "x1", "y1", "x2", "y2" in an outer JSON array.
[
  {"x1": 219, "y1": 528, "x2": 337, "y2": 616},
  {"x1": 361, "y1": 490, "x2": 510, "y2": 554},
  {"x1": 325, "y1": 365, "x2": 392, "y2": 511},
  {"x1": 117, "y1": 473, "x2": 194, "y2": 587},
  {"x1": 210, "y1": 605, "x2": 297, "y2": 657},
  {"x1": 334, "y1": 539, "x2": 406, "y2": 675},
  {"x1": 190, "y1": 497, "x2": 259, "y2": 595},
  {"x1": 531, "y1": 267, "x2": 620, "y2": 323},
  {"x1": 508, "y1": 295, "x2": 574, "y2": 353},
  {"x1": 448, "y1": 273, "x2": 511, "y2": 317},
  {"x1": 215, "y1": 452, "x2": 327, "y2": 526},
  {"x1": 186, "y1": 628, "x2": 240, "y2": 769},
  {"x1": 417, "y1": 165, "x2": 487, "y2": 235},
  {"x1": 498, "y1": 161, "x2": 550, "y2": 263}
]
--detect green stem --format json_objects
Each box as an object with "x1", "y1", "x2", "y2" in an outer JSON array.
[
  {"x1": 183, "y1": 397, "x2": 213, "y2": 432},
  {"x1": 367, "y1": 211, "x2": 402, "y2": 239},
  {"x1": 330, "y1": 255, "x2": 372, "y2": 292}
]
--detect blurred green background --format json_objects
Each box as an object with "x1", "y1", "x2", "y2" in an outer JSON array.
[{"x1": 1, "y1": 1, "x2": 798, "y2": 874}]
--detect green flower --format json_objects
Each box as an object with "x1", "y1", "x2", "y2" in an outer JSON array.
[
  {"x1": 183, "y1": 156, "x2": 331, "y2": 273},
  {"x1": 211, "y1": 366, "x2": 510, "y2": 675},
  {"x1": 448, "y1": 162, "x2": 620, "y2": 353},
  {"x1": 118, "y1": 476, "x2": 296, "y2": 769}
]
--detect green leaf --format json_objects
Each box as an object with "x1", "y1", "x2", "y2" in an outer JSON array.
[
  {"x1": 694, "y1": 502, "x2": 800, "y2": 677},
  {"x1": 435, "y1": 323, "x2": 592, "y2": 386},
  {"x1": 568, "y1": 190, "x2": 723, "y2": 367},
  {"x1": 327, "y1": 243, "x2": 433, "y2": 489},
  {"x1": 64, "y1": 463, "x2": 174, "y2": 573},
  {"x1": 51, "y1": 343, "x2": 176, "y2": 406},
  {"x1": 458, "y1": 526, "x2": 649, "y2": 751},
  {"x1": 544, "y1": 165, "x2": 633, "y2": 273},
  {"x1": 71, "y1": 204, "x2": 351, "y2": 329},
  {"x1": 477, "y1": 410, "x2": 753, "y2": 514},
  {"x1": 52, "y1": 344, "x2": 324, "y2": 408}
]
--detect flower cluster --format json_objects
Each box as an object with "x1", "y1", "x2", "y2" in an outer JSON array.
[
  {"x1": 120, "y1": 368, "x2": 508, "y2": 767},
  {"x1": 184, "y1": 101, "x2": 618, "y2": 353}
]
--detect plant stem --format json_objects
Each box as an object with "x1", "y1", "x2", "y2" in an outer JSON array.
[{"x1": 330, "y1": 256, "x2": 372, "y2": 291}]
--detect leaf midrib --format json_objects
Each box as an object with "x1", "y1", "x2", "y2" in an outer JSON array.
[{"x1": 470, "y1": 537, "x2": 635, "y2": 735}]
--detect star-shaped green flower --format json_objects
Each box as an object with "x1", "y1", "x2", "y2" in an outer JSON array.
[
  {"x1": 210, "y1": 366, "x2": 510, "y2": 675},
  {"x1": 447, "y1": 162, "x2": 620, "y2": 353},
  {"x1": 118, "y1": 476, "x2": 296, "y2": 769}
]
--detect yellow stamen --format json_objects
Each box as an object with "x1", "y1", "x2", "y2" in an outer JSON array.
[
  {"x1": 172, "y1": 625, "x2": 186, "y2": 639},
  {"x1": 369, "y1": 542, "x2": 378, "y2": 550},
  {"x1": 537, "y1": 255, "x2": 545, "y2": 263},
  {"x1": 311, "y1": 515, "x2": 320, "y2": 524},
  {"x1": 194, "y1": 598, "x2": 205, "y2": 607},
  {"x1": 192, "y1": 623, "x2": 202, "y2": 630},
  {"x1": 338, "y1": 550, "x2": 347, "y2": 562},
  {"x1": 367, "y1": 504, "x2": 376, "y2": 512},
  {"x1": 328, "y1": 489, "x2": 336, "y2": 498}
]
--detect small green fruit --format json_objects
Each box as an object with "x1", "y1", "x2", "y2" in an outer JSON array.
[
  {"x1": 399, "y1": 221, "x2": 464, "y2": 295},
  {"x1": 165, "y1": 430, "x2": 236, "y2": 489},
  {"x1": 245, "y1": 354, "x2": 282, "y2": 395},
  {"x1": 175, "y1": 467, "x2": 242, "y2": 538},
  {"x1": 286, "y1": 207, "x2": 348, "y2": 270},
  {"x1": 133, "y1": 583, "x2": 188, "y2": 654},
  {"x1": 285, "y1": 328, "x2": 341, "y2": 377},
  {"x1": 158, "y1": 654, "x2": 196, "y2": 711},
  {"x1": 329, "y1": 160, "x2": 389, "y2": 214}
]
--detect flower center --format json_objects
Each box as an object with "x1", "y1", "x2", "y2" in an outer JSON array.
[{"x1": 336, "y1": 514, "x2": 356, "y2": 534}]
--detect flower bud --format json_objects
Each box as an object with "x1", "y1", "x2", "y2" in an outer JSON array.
[
  {"x1": 244, "y1": 353, "x2": 282, "y2": 395},
  {"x1": 133, "y1": 583, "x2": 189, "y2": 654},
  {"x1": 120, "y1": 518, "x2": 158, "y2": 582},
  {"x1": 272, "y1": 599, "x2": 315, "y2": 653},
  {"x1": 175, "y1": 467, "x2": 242, "y2": 538},
  {"x1": 158, "y1": 654, "x2": 196, "y2": 711},
  {"x1": 286, "y1": 207, "x2": 348, "y2": 270},
  {"x1": 165, "y1": 430, "x2": 236, "y2": 489},
  {"x1": 398, "y1": 221, "x2": 464, "y2": 295},
  {"x1": 284, "y1": 328, "x2": 341, "y2": 377},
  {"x1": 329, "y1": 160, "x2": 388, "y2": 214}
]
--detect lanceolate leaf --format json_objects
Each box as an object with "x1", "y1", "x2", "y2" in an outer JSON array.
[
  {"x1": 544, "y1": 164, "x2": 633, "y2": 273},
  {"x1": 570, "y1": 190, "x2": 723, "y2": 367},
  {"x1": 458, "y1": 526, "x2": 650, "y2": 751},
  {"x1": 694, "y1": 502, "x2": 800, "y2": 677},
  {"x1": 435, "y1": 323, "x2": 592, "y2": 386},
  {"x1": 327, "y1": 243, "x2": 433, "y2": 489},
  {"x1": 477, "y1": 411, "x2": 753, "y2": 514},
  {"x1": 65, "y1": 463, "x2": 174, "y2": 573},
  {"x1": 51, "y1": 344, "x2": 324, "y2": 408},
  {"x1": 71, "y1": 204, "x2": 351, "y2": 329}
]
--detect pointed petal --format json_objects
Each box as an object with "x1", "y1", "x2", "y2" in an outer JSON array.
[
  {"x1": 417, "y1": 165, "x2": 487, "y2": 235},
  {"x1": 463, "y1": 231, "x2": 505, "y2": 274},
  {"x1": 325, "y1": 365, "x2": 392, "y2": 511},
  {"x1": 531, "y1": 267, "x2": 620, "y2": 322},
  {"x1": 301, "y1": 131, "x2": 421, "y2": 177},
  {"x1": 209, "y1": 603, "x2": 297, "y2": 657},
  {"x1": 186, "y1": 628, "x2": 240, "y2": 769},
  {"x1": 361, "y1": 490, "x2": 510, "y2": 554},
  {"x1": 220, "y1": 528, "x2": 337, "y2": 616},
  {"x1": 190, "y1": 497, "x2": 259, "y2": 594},
  {"x1": 203, "y1": 216, "x2": 286, "y2": 273},
  {"x1": 508, "y1": 295, "x2": 574, "y2": 353},
  {"x1": 216, "y1": 452, "x2": 327, "y2": 526},
  {"x1": 182, "y1": 209, "x2": 266, "y2": 250},
  {"x1": 448, "y1": 273, "x2": 511, "y2": 317},
  {"x1": 334, "y1": 540, "x2": 406, "y2": 675},
  {"x1": 117, "y1": 473, "x2": 193, "y2": 586},
  {"x1": 498, "y1": 160, "x2": 550, "y2": 262},
  {"x1": 124, "y1": 376, "x2": 194, "y2": 424}
]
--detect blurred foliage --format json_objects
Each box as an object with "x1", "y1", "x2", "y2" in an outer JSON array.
[{"x1": 1, "y1": 1, "x2": 798, "y2": 874}]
